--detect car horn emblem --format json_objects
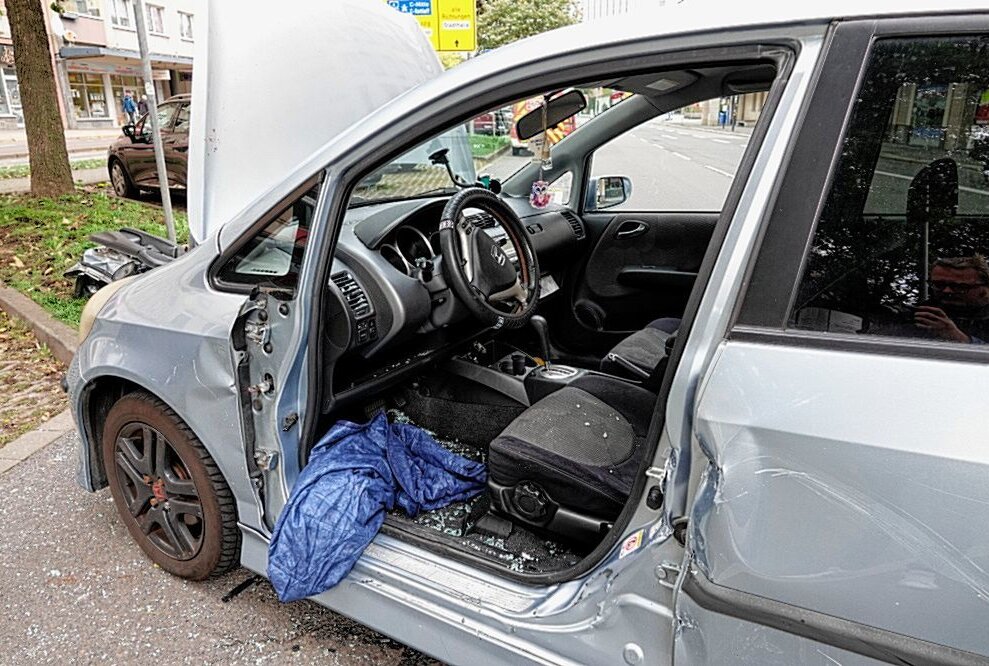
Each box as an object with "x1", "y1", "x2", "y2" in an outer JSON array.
[{"x1": 490, "y1": 244, "x2": 507, "y2": 267}]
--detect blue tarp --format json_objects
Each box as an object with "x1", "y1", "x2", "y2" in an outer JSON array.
[{"x1": 268, "y1": 412, "x2": 487, "y2": 602}]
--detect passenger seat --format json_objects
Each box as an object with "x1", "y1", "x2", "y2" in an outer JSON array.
[{"x1": 600, "y1": 317, "x2": 680, "y2": 378}]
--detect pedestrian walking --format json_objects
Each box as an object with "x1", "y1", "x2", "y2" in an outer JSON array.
[
  {"x1": 137, "y1": 94, "x2": 149, "y2": 117},
  {"x1": 122, "y1": 91, "x2": 136, "y2": 124}
]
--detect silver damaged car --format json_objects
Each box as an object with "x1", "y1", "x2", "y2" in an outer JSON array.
[{"x1": 68, "y1": 0, "x2": 989, "y2": 663}]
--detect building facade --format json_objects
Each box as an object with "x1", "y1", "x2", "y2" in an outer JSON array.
[
  {"x1": 0, "y1": 0, "x2": 194, "y2": 130},
  {"x1": 54, "y1": 0, "x2": 195, "y2": 129}
]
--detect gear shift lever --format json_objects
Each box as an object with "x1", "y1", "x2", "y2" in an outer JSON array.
[{"x1": 530, "y1": 315, "x2": 552, "y2": 367}]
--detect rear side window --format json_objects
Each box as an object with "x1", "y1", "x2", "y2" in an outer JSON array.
[{"x1": 791, "y1": 36, "x2": 989, "y2": 345}]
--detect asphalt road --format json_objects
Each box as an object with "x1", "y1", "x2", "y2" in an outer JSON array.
[{"x1": 0, "y1": 431, "x2": 435, "y2": 665}]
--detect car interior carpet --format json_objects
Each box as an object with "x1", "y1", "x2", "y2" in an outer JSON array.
[{"x1": 394, "y1": 375, "x2": 526, "y2": 450}]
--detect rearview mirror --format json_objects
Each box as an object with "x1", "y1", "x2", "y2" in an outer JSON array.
[
  {"x1": 122, "y1": 124, "x2": 136, "y2": 140},
  {"x1": 592, "y1": 175, "x2": 632, "y2": 210},
  {"x1": 516, "y1": 90, "x2": 587, "y2": 141}
]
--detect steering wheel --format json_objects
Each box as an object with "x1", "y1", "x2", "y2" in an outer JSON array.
[{"x1": 438, "y1": 188, "x2": 540, "y2": 329}]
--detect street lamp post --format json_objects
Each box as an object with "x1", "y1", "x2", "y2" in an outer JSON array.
[{"x1": 133, "y1": 0, "x2": 176, "y2": 242}]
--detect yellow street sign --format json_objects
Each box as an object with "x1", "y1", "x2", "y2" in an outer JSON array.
[
  {"x1": 437, "y1": 0, "x2": 475, "y2": 52},
  {"x1": 416, "y1": 13, "x2": 439, "y2": 50},
  {"x1": 386, "y1": 0, "x2": 475, "y2": 52}
]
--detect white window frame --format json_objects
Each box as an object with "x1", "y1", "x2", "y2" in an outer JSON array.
[
  {"x1": 178, "y1": 11, "x2": 193, "y2": 40},
  {"x1": 146, "y1": 4, "x2": 166, "y2": 35},
  {"x1": 65, "y1": 0, "x2": 101, "y2": 18},
  {"x1": 109, "y1": 0, "x2": 134, "y2": 29}
]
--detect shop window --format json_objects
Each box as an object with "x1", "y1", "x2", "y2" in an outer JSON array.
[
  {"x1": 110, "y1": 0, "x2": 133, "y2": 28},
  {"x1": 146, "y1": 4, "x2": 165, "y2": 34},
  {"x1": 111, "y1": 75, "x2": 142, "y2": 120},
  {"x1": 179, "y1": 12, "x2": 193, "y2": 40},
  {"x1": 791, "y1": 36, "x2": 989, "y2": 346},
  {"x1": 68, "y1": 72, "x2": 108, "y2": 119}
]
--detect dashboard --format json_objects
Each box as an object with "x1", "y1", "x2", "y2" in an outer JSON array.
[{"x1": 325, "y1": 194, "x2": 587, "y2": 366}]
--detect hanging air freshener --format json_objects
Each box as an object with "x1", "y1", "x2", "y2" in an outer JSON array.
[{"x1": 530, "y1": 179, "x2": 551, "y2": 208}]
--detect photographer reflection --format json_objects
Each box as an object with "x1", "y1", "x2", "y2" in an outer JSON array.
[{"x1": 913, "y1": 255, "x2": 989, "y2": 344}]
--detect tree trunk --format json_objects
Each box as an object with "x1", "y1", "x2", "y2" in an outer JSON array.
[{"x1": 5, "y1": 0, "x2": 73, "y2": 197}]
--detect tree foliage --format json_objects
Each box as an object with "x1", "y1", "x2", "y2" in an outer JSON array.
[{"x1": 477, "y1": 0, "x2": 580, "y2": 52}]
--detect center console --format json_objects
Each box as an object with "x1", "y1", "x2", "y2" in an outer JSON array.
[{"x1": 445, "y1": 340, "x2": 591, "y2": 407}]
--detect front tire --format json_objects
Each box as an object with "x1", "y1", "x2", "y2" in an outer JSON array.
[
  {"x1": 102, "y1": 392, "x2": 240, "y2": 580},
  {"x1": 109, "y1": 159, "x2": 137, "y2": 199}
]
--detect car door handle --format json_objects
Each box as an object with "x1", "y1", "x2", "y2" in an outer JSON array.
[{"x1": 615, "y1": 220, "x2": 647, "y2": 239}]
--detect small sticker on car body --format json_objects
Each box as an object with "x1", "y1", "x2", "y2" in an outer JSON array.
[{"x1": 619, "y1": 529, "x2": 644, "y2": 559}]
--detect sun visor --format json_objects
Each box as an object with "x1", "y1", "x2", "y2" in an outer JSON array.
[{"x1": 187, "y1": 0, "x2": 442, "y2": 244}]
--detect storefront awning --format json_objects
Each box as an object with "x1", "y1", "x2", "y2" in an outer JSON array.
[{"x1": 59, "y1": 45, "x2": 192, "y2": 67}]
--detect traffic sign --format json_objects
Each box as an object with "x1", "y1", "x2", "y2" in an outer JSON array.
[
  {"x1": 437, "y1": 0, "x2": 475, "y2": 51},
  {"x1": 386, "y1": 0, "x2": 475, "y2": 52}
]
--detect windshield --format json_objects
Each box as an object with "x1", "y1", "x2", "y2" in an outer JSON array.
[{"x1": 351, "y1": 88, "x2": 630, "y2": 206}]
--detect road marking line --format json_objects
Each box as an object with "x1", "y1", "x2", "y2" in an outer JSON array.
[
  {"x1": 705, "y1": 165, "x2": 733, "y2": 177},
  {"x1": 672, "y1": 151, "x2": 691, "y2": 161},
  {"x1": 661, "y1": 134, "x2": 678, "y2": 140},
  {"x1": 651, "y1": 143, "x2": 668, "y2": 151},
  {"x1": 712, "y1": 138, "x2": 730, "y2": 144},
  {"x1": 873, "y1": 169, "x2": 989, "y2": 196}
]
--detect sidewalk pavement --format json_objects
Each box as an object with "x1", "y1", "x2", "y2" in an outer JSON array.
[
  {"x1": 0, "y1": 409, "x2": 75, "y2": 475},
  {"x1": 0, "y1": 166, "x2": 109, "y2": 194},
  {"x1": 662, "y1": 118, "x2": 755, "y2": 136},
  {"x1": 0, "y1": 127, "x2": 122, "y2": 144}
]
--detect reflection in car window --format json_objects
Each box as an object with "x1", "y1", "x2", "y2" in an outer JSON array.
[
  {"x1": 137, "y1": 103, "x2": 178, "y2": 135},
  {"x1": 172, "y1": 104, "x2": 190, "y2": 134},
  {"x1": 589, "y1": 98, "x2": 754, "y2": 211},
  {"x1": 792, "y1": 36, "x2": 989, "y2": 345},
  {"x1": 217, "y1": 186, "x2": 318, "y2": 291}
]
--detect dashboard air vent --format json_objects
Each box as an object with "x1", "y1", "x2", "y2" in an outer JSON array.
[
  {"x1": 467, "y1": 213, "x2": 497, "y2": 229},
  {"x1": 331, "y1": 271, "x2": 372, "y2": 319},
  {"x1": 561, "y1": 210, "x2": 585, "y2": 240}
]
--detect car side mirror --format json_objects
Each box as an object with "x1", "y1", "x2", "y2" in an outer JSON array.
[
  {"x1": 590, "y1": 175, "x2": 632, "y2": 210},
  {"x1": 122, "y1": 124, "x2": 136, "y2": 140}
]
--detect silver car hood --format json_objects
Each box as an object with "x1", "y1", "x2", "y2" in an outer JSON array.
[{"x1": 186, "y1": 0, "x2": 441, "y2": 243}]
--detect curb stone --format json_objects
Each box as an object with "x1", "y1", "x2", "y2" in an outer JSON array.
[
  {"x1": 0, "y1": 409, "x2": 75, "y2": 475},
  {"x1": 0, "y1": 282, "x2": 78, "y2": 365}
]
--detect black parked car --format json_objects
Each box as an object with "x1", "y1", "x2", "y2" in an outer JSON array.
[{"x1": 108, "y1": 94, "x2": 191, "y2": 199}]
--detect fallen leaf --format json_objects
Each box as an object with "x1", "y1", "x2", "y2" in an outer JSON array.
[{"x1": 12, "y1": 256, "x2": 24, "y2": 268}]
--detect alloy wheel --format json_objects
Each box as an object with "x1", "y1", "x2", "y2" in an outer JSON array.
[
  {"x1": 110, "y1": 162, "x2": 129, "y2": 197},
  {"x1": 112, "y1": 422, "x2": 204, "y2": 561}
]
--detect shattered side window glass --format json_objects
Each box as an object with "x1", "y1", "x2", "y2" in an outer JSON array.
[{"x1": 791, "y1": 36, "x2": 989, "y2": 346}]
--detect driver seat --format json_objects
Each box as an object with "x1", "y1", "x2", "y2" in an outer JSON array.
[{"x1": 487, "y1": 374, "x2": 656, "y2": 543}]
